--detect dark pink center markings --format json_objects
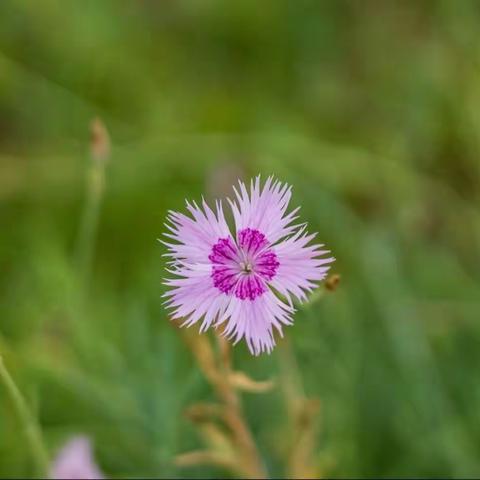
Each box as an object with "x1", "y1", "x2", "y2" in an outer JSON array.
[{"x1": 208, "y1": 228, "x2": 280, "y2": 301}]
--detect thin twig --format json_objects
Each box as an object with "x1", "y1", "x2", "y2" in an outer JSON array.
[
  {"x1": 75, "y1": 118, "x2": 110, "y2": 285},
  {"x1": 0, "y1": 355, "x2": 50, "y2": 477}
]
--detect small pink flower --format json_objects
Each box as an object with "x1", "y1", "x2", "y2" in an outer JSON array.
[
  {"x1": 163, "y1": 176, "x2": 334, "y2": 355},
  {"x1": 50, "y1": 436, "x2": 104, "y2": 480}
]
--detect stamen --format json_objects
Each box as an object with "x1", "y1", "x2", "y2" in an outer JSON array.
[{"x1": 210, "y1": 228, "x2": 279, "y2": 300}]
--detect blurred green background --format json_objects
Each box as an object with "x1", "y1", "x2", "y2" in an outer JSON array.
[{"x1": 1, "y1": 0, "x2": 480, "y2": 478}]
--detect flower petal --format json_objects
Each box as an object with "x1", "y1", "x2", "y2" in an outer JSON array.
[
  {"x1": 164, "y1": 268, "x2": 231, "y2": 332},
  {"x1": 50, "y1": 436, "x2": 104, "y2": 480},
  {"x1": 163, "y1": 199, "x2": 231, "y2": 266},
  {"x1": 228, "y1": 176, "x2": 300, "y2": 244},
  {"x1": 215, "y1": 290, "x2": 294, "y2": 355},
  {"x1": 270, "y1": 226, "x2": 334, "y2": 304}
]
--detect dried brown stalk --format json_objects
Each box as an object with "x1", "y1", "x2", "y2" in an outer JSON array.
[
  {"x1": 174, "y1": 450, "x2": 236, "y2": 470},
  {"x1": 175, "y1": 326, "x2": 268, "y2": 478},
  {"x1": 171, "y1": 273, "x2": 339, "y2": 478}
]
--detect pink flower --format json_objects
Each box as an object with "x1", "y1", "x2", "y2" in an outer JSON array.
[
  {"x1": 163, "y1": 176, "x2": 334, "y2": 355},
  {"x1": 50, "y1": 436, "x2": 104, "y2": 480}
]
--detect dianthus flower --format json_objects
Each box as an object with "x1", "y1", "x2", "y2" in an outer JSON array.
[
  {"x1": 163, "y1": 176, "x2": 334, "y2": 355},
  {"x1": 50, "y1": 436, "x2": 104, "y2": 480}
]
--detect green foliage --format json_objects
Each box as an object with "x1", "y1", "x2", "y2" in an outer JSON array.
[{"x1": 1, "y1": 0, "x2": 480, "y2": 477}]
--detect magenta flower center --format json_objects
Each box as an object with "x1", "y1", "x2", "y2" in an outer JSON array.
[{"x1": 208, "y1": 228, "x2": 280, "y2": 300}]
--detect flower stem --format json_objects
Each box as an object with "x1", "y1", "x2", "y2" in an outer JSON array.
[
  {"x1": 75, "y1": 118, "x2": 110, "y2": 286},
  {"x1": 0, "y1": 355, "x2": 49, "y2": 477},
  {"x1": 181, "y1": 328, "x2": 267, "y2": 478},
  {"x1": 75, "y1": 161, "x2": 106, "y2": 284},
  {"x1": 214, "y1": 334, "x2": 266, "y2": 478}
]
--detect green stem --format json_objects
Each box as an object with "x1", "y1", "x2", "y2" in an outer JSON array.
[
  {"x1": 0, "y1": 355, "x2": 49, "y2": 477},
  {"x1": 75, "y1": 163, "x2": 105, "y2": 284}
]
